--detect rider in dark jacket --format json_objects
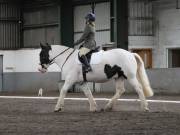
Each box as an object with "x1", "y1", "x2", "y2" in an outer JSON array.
[{"x1": 74, "y1": 13, "x2": 96, "y2": 72}]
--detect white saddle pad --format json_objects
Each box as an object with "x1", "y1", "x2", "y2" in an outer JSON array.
[{"x1": 76, "y1": 50, "x2": 104, "y2": 65}]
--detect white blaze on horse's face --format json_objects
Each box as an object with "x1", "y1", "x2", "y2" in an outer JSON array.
[
  {"x1": 38, "y1": 64, "x2": 48, "y2": 73},
  {"x1": 38, "y1": 43, "x2": 52, "y2": 73}
]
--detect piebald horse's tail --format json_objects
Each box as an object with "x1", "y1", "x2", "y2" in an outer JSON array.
[{"x1": 133, "y1": 53, "x2": 154, "y2": 97}]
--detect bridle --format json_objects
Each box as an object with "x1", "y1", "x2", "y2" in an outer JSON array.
[{"x1": 48, "y1": 47, "x2": 75, "y2": 71}]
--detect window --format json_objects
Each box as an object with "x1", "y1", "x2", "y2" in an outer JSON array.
[
  {"x1": 132, "y1": 49, "x2": 152, "y2": 68},
  {"x1": 0, "y1": 3, "x2": 21, "y2": 49},
  {"x1": 23, "y1": 6, "x2": 60, "y2": 48},
  {"x1": 128, "y1": 0, "x2": 153, "y2": 36},
  {"x1": 168, "y1": 49, "x2": 180, "y2": 68}
]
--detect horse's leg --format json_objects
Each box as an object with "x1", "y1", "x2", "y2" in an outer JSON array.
[
  {"x1": 54, "y1": 80, "x2": 74, "y2": 112},
  {"x1": 105, "y1": 78, "x2": 125, "y2": 111},
  {"x1": 81, "y1": 83, "x2": 97, "y2": 112},
  {"x1": 128, "y1": 77, "x2": 149, "y2": 111}
]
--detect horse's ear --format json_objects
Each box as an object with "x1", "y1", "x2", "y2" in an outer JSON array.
[
  {"x1": 40, "y1": 42, "x2": 46, "y2": 49},
  {"x1": 46, "y1": 43, "x2": 49, "y2": 46},
  {"x1": 46, "y1": 43, "x2": 52, "y2": 50}
]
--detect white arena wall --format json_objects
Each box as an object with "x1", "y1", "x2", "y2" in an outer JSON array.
[
  {"x1": 0, "y1": 49, "x2": 61, "y2": 92},
  {"x1": 0, "y1": 49, "x2": 59, "y2": 73}
]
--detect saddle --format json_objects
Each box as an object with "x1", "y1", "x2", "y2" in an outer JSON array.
[
  {"x1": 78, "y1": 46, "x2": 100, "y2": 64},
  {"x1": 78, "y1": 46, "x2": 100, "y2": 81}
]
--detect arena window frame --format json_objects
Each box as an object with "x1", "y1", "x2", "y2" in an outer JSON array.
[{"x1": 128, "y1": 0, "x2": 154, "y2": 36}]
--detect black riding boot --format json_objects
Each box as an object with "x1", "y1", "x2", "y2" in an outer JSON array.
[{"x1": 81, "y1": 55, "x2": 92, "y2": 72}]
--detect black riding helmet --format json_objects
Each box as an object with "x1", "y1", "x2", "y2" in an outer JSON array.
[{"x1": 85, "y1": 13, "x2": 95, "y2": 22}]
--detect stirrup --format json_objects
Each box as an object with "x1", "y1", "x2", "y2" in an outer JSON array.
[
  {"x1": 84, "y1": 65, "x2": 92, "y2": 73},
  {"x1": 87, "y1": 66, "x2": 92, "y2": 72}
]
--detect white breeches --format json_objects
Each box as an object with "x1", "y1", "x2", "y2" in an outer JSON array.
[{"x1": 79, "y1": 47, "x2": 90, "y2": 57}]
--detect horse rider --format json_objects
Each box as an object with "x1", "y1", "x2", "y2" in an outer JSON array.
[{"x1": 74, "y1": 12, "x2": 96, "y2": 72}]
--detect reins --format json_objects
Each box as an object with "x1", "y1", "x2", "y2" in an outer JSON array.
[
  {"x1": 49, "y1": 47, "x2": 71, "y2": 64},
  {"x1": 61, "y1": 49, "x2": 75, "y2": 71},
  {"x1": 49, "y1": 47, "x2": 75, "y2": 71}
]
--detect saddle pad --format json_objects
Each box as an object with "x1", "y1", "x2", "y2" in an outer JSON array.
[{"x1": 76, "y1": 50, "x2": 104, "y2": 65}]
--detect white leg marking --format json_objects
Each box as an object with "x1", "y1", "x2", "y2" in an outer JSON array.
[
  {"x1": 54, "y1": 81, "x2": 74, "y2": 112},
  {"x1": 129, "y1": 77, "x2": 149, "y2": 111},
  {"x1": 105, "y1": 78, "x2": 125, "y2": 111},
  {"x1": 81, "y1": 83, "x2": 97, "y2": 112}
]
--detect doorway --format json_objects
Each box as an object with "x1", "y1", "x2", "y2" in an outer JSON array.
[
  {"x1": 0, "y1": 56, "x2": 3, "y2": 91},
  {"x1": 131, "y1": 49, "x2": 152, "y2": 69},
  {"x1": 168, "y1": 49, "x2": 180, "y2": 68}
]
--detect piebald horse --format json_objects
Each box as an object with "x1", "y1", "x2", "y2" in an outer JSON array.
[{"x1": 38, "y1": 43, "x2": 153, "y2": 112}]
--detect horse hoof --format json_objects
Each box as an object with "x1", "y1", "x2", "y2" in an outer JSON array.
[
  {"x1": 104, "y1": 106, "x2": 113, "y2": 112},
  {"x1": 100, "y1": 108, "x2": 105, "y2": 112},
  {"x1": 54, "y1": 108, "x2": 63, "y2": 112},
  {"x1": 90, "y1": 105, "x2": 98, "y2": 112},
  {"x1": 141, "y1": 107, "x2": 150, "y2": 112},
  {"x1": 90, "y1": 109, "x2": 98, "y2": 112},
  {"x1": 144, "y1": 108, "x2": 150, "y2": 112}
]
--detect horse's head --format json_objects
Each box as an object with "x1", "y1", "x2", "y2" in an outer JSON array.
[{"x1": 38, "y1": 43, "x2": 52, "y2": 73}]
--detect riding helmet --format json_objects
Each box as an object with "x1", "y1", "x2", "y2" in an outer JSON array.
[{"x1": 85, "y1": 13, "x2": 95, "y2": 22}]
